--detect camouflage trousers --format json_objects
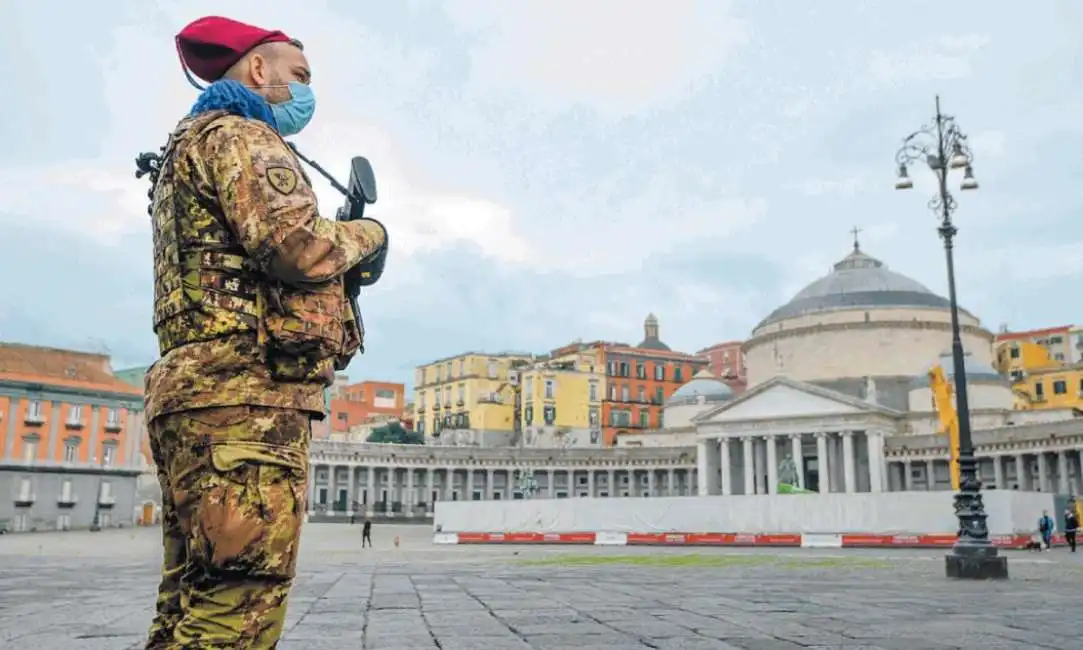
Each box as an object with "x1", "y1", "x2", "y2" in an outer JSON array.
[{"x1": 145, "y1": 406, "x2": 311, "y2": 649}]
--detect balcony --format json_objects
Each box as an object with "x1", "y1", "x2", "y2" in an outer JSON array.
[
  {"x1": 65, "y1": 419, "x2": 84, "y2": 430},
  {"x1": 58, "y1": 494, "x2": 78, "y2": 509},
  {"x1": 104, "y1": 420, "x2": 122, "y2": 433},
  {"x1": 14, "y1": 493, "x2": 35, "y2": 508},
  {"x1": 24, "y1": 413, "x2": 44, "y2": 425},
  {"x1": 98, "y1": 495, "x2": 116, "y2": 508}
]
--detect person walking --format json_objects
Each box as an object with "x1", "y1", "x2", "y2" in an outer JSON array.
[
  {"x1": 362, "y1": 518, "x2": 373, "y2": 548},
  {"x1": 1064, "y1": 506, "x2": 1079, "y2": 553},
  {"x1": 1038, "y1": 510, "x2": 1055, "y2": 550}
]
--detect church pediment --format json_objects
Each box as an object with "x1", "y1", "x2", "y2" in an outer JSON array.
[{"x1": 692, "y1": 376, "x2": 899, "y2": 424}]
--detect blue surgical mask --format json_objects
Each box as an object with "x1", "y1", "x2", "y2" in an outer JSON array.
[{"x1": 269, "y1": 82, "x2": 316, "y2": 137}]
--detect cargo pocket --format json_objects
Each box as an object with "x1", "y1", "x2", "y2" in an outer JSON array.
[{"x1": 188, "y1": 441, "x2": 308, "y2": 580}]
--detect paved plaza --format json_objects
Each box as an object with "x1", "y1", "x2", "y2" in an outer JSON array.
[{"x1": 0, "y1": 524, "x2": 1080, "y2": 649}]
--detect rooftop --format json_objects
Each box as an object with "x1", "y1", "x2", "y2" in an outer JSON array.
[{"x1": 0, "y1": 343, "x2": 141, "y2": 396}]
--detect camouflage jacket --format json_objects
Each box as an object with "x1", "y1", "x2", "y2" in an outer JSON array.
[{"x1": 144, "y1": 111, "x2": 387, "y2": 422}]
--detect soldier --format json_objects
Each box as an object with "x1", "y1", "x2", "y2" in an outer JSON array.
[{"x1": 142, "y1": 16, "x2": 387, "y2": 649}]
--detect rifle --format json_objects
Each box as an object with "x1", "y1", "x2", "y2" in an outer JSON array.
[{"x1": 287, "y1": 144, "x2": 382, "y2": 344}]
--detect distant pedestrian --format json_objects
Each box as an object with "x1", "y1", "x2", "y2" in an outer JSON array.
[
  {"x1": 1038, "y1": 510, "x2": 1055, "y2": 550},
  {"x1": 1064, "y1": 507, "x2": 1078, "y2": 553},
  {"x1": 362, "y1": 518, "x2": 373, "y2": 548}
]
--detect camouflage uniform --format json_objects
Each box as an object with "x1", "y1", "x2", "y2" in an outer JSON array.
[{"x1": 143, "y1": 110, "x2": 386, "y2": 649}]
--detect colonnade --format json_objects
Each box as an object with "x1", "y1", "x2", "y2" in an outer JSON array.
[{"x1": 697, "y1": 430, "x2": 886, "y2": 496}]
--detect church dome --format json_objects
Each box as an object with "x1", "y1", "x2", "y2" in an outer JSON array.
[
  {"x1": 909, "y1": 351, "x2": 1008, "y2": 388},
  {"x1": 637, "y1": 312, "x2": 671, "y2": 351},
  {"x1": 666, "y1": 369, "x2": 735, "y2": 406},
  {"x1": 756, "y1": 243, "x2": 960, "y2": 330}
]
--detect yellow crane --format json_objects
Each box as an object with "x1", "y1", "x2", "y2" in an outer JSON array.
[{"x1": 928, "y1": 365, "x2": 961, "y2": 490}]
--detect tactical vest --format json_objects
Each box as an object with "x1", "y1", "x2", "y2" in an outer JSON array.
[{"x1": 151, "y1": 112, "x2": 360, "y2": 382}]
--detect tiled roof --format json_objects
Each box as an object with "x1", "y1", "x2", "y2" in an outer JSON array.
[{"x1": 0, "y1": 343, "x2": 142, "y2": 395}]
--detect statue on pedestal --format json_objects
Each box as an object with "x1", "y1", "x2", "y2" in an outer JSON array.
[{"x1": 778, "y1": 453, "x2": 799, "y2": 486}]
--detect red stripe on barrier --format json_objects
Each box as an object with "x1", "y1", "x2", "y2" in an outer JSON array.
[
  {"x1": 448, "y1": 532, "x2": 1066, "y2": 548},
  {"x1": 454, "y1": 532, "x2": 596, "y2": 544}
]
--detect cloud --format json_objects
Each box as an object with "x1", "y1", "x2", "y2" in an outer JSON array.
[
  {"x1": 867, "y1": 34, "x2": 991, "y2": 87},
  {"x1": 445, "y1": 0, "x2": 750, "y2": 115}
]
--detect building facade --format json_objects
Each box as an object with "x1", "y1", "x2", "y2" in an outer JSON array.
[
  {"x1": 994, "y1": 332, "x2": 1083, "y2": 410},
  {"x1": 696, "y1": 340, "x2": 747, "y2": 394},
  {"x1": 592, "y1": 315, "x2": 707, "y2": 445},
  {"x1": 0, "y1": 344, "x2": 145, "y2": 532},
  {"x1": 412, "y1": 352, "x2": 534, "y2": 438},
  {"x1": 995, "y1": 326, "x2": 1074, "y2": 365},
  {"x1": 329, "y1": 380, "x2": 406, "y2": 433}
]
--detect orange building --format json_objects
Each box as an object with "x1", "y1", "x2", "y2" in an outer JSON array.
[
  {"x1": 0, "y1": 343, "x2": 145, "y2": 532},
  {"x1": 328, "y1": 380, "x2": 406, "y2": 433},
  {"x1": 555, "y1": 315, "x2": 707, "y2": 445},
  {"x1": 696, "y1": 340, "x2": 748, "y2": 394}
]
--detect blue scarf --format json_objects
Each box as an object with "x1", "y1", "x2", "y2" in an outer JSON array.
[{"x1": 189, "y1": 80, "x2": 278, "y2": 130}]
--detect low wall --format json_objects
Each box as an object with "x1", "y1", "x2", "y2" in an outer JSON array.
[{"x1": 432, "y1": 491, "x2": 1062, "y2": 549}]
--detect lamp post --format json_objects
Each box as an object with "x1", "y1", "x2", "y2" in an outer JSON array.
[
  {"x1": 894, "y1": 96, "x2": 1008, "y2": 580},
  {"x1": 89, "y1": 452, "x2": 105, "y2": 532}
]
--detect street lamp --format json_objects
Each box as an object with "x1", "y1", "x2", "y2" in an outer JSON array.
[
  {"x1": 894, "y1": 96, "x2": 1007, "y2": 580},
  {"x1": 89, "y1": 452, "x2": 105, "y2": 532}
]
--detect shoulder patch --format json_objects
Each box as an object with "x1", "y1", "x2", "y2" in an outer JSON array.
[{"x1": 267, "y1": 167, "x2": 298, "y2": 195}]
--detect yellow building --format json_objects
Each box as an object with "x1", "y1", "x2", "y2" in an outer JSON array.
[
  {"x1": 519, "y1": 349, "x2": 603, "y2": 436},
  {"x1": 994, "y1": 337, "x2": 1083, "y2": 410},
  {"x1": 412, "y1": 352, "x2": 533, "y2": 437}
]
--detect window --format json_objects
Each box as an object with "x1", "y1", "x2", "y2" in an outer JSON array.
[
  {"x1": 446, "y1": 361, "x2": 453, "y2": 379},
  {"x1": 638, "y1": 410, "x2": 649, "y2": 427},
  {"x1": 63, "y1": 441, "x2": 78, "y2": 463},
  {"x1": 543, "y1": 405, "x2": 556, "y2": 425},
  {"x1": 618, "y1": 362, "x2": 629, "y2": 377},
  {"x1": 443, "y1": 386, "x2": 451, "y2": 404},
  {"x1": 457, "y1": 384, "x2": 465, "y2": 404},
  {"x1": 434, "y1": 391, "x2": 441, "y2": 408},
  {"x1": 487, "y1": 361, "x2": 497, "y2": 378},
  {"x1": 1035, "y1": 382, "x2": 1045, "y2": 399},
  {"x1": 635, "y1": 362, "x2": 646, "y2": 379},
  {"x1": 674, "y1": 367, "x2": 683, "y2": 382},
  {"x1": 1010, "y1": 370, "x2": 1024, "y2": 382},
  {"x1": 525, "y1": 377, "x2": 534, "y2": 399},
  {"x1": 637, "y1": 386, "x2": 646, "y2": 402},
  {"x1": 1009, "y1": 346, "x2": 1020, "y2": 359},
  {"x1": 658, "y1": 412, "x2": 664, "y2": 428},
  {"x1": 588, "y1": 407, "x2": 600, "y2": 427},
  {"x1": 105, "y1": 408, "x2": 121, "y2": 428},
  {"x1": 544, "y1": 379, "x2": 555, "y2": 399},
  {"x1": 610, "y1": 409, "x2": 632, "y2": 427},
  {"x1": 621, "y1": 385, "x2": 629, "y2": 402},
  {"x1": 60, "y1": 479, "x2": 73, "y2": 502},
  {"x1": 607, "y1": 361, "x2": 617, "y2": 376},
  {"x1": 723, "y1": 350, "x2": 730, "y2": 362},
  {"x1": 1053, "y1": 380, "x2": 1067, "y2": 395},
  {"x1": 418, "y1": 391, "x2": 426, "y2": 409},
  {"x1": 416, "y1": 420, "x2": 426, "y2": 436},
  {"x1": 18, "y1": 478, "x2": 32, "y2": 500},
  {"x1": 589, "y1": 382, "x2": 598, "y2": 402},
  {"x1": 608, "y1": 384, "x2": 617, "y2": 400},
  {"x1": 524, "y1": 406, "x2": 534, "y2": 425},
  {"x1": 22, "y1": 439, "x2": 37, "y2": 463},
  {"x1": 654, "y1": 364, "x2": 665, "y2": 381},
  {"x1": 102, "y1": 445, "x2": 116, "y2": 467},
  {"x1": 100, "y1": 480, "x2": 114, "y2": 502},
  {"x1": 436, "y1": 365, "x2": 444, "y2": 382},
  {"x1": 458, "y1": 359, "x2": 465, "y2": 376},
  {"x1": 655, "y1": 387, "x2": 664, "y2": 404},
  {"x1": 26, "y1": 400, "x2": 43, "y2": 422}
]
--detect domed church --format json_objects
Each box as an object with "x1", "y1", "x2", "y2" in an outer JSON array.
[{"x1": 687, "y1": 238, "x2": 1083, "y2": 499}]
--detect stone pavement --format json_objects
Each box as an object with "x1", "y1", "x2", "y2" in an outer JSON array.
[{"x1": 0, "y1": 524, "x2": 1081, "y2": 649}]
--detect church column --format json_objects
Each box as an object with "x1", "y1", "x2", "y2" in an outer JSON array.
[
  {"x1": 720, "y1": 439, "x2": 732, "y2": 495},
  {"x1": 1037, "y1": 453, "x2": 1049, "y2": 493},
  {"x1": 607, "y1": 469, "x2": 616, "y2": 497},
  {"x1": 1057, "y1": 451, "x2": 1070, "y2": 494},
  {"x1": 815, "y1": 433, "x2": 830, "y2": 493},
  {"x1": 925, "y1": 459, "x2": 936, "y2": 490},
  {"x1": 696, "y1": 439, "x2": 720, "y2": 496},
  {"x1": 903, "y1": 459, "x2": 913, "y2": 491},
  {"x1": 406, "y1": 467, "x2": 416, "y2": 515},
  {"x1": 765, "y1": 435, "x2": 778, "y2": 495},
  {"x1": 329, "y1": 465, "x2": 339, "y2": 514},
  {"x1": 588, "y1": 468, "x2": 596, "y2": 497},
  {"x1": 425, "y1": 468, "x2": 435, "y2": 514},
  {"x1": 790, "y1": 434, "x2": 805, "y2": 489},
  {"x1": 547, "y1": 469, "x2": 555, "y2": 498},
  {"x1": 866, "y1": 431, "x2": 883, "y2": 493},
  {"x1": 742, "y1": 436, "x2": 755, "y2": 495},
  {"x1": 993, "y1": 455, "x2": 1005, "y2": 491},
  {"x1": 667, "y1": 468, "x2": 676, "y2": 496},
  {"x1": 842, "y1": 431, "x2": 856, "y2": 494}
]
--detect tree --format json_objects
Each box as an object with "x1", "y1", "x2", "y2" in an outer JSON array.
[{"x1": 366, "y1": 420, "x2": 424, "y2": 445}]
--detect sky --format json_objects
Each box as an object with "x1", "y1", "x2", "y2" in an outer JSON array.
[{"x1": 1, "y1": 0, "x2": 1081, "y2": 389}]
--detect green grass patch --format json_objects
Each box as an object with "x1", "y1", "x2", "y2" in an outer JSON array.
[{"x1": 519, "y1": 553, "x2": 891, "y2": 570}]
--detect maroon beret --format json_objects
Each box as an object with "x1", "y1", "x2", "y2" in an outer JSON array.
[{"x1": 175, "y1": 16, "x2": 292, "y2": 83}]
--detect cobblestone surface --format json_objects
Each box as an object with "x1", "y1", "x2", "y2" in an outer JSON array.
[{"x1": 0, "y1": 524, "x2": 1081, "y2": 649}]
